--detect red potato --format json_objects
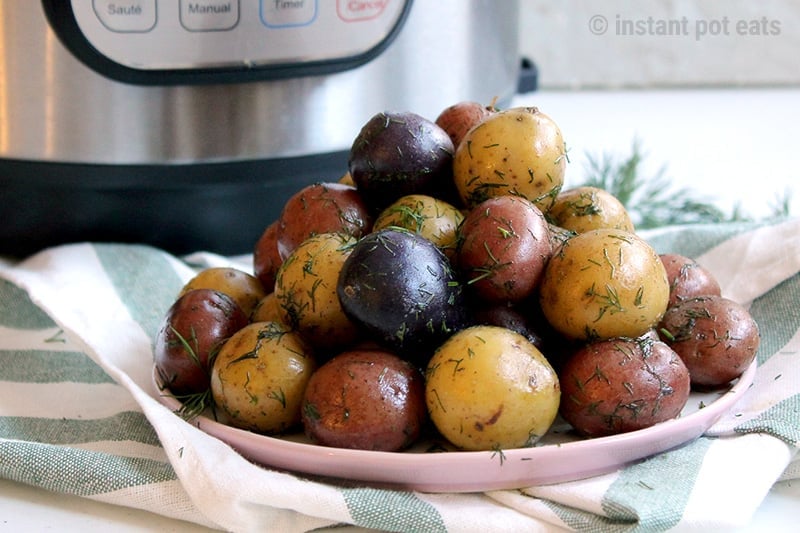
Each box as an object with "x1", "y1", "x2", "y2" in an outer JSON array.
[
  {"x1": 276, "y1": 182, "x2": 372, "y2": 260},
  {"x1": 559, "y1": 336, "x2": 691, "y2": 437},
  {"x1": 434, "y1": 100, "x2": 495, "y2": 150},
  {"x1": 301, "y1": 349, "x2": 427, "y2": 452},
  {"x1": 253, "y1": 220, "x2": 282, "y2": 293},
  {"x1": 658, "y1": 295, "x2": 760, "y2": 387},
  {"x1": 456, "y1": 195, "x2": 552, "y2": 304},
  {"x1": 154, "y1": 289, "x2": 249, "y2": 396},
  {"x1": 659, "y1": 253, "x2": 722, "y2": 307}
]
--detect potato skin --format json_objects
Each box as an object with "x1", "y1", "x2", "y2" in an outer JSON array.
[
  {"x1": 434, "y1": 100, "x2": 494, "y2": 150},
  {"x1": 472, "y1": 302, "x2": 546, "y2": 350},
  {"x1": 559, "y1": 337, "x2": 690, "y2": 437},
  {"x1": 373, "y1": 194, "x2": 464, "y2": 260},
  {"x1": 211, "y1": 322, "x2": 316, "y2": 434},
  {"x1": 456, "y1": 195, "x2": 552, "y2": 304},
  {"x1": 539, "y1": 229, "x2": 670, "y2": 341},
  {"x1": 276, "y1": 182, "x2": 372, "y2": 260},
  {"x1": 549, "y1": 186, "x2": 635, "y2": 234},
  {"x1": 453, "y1": 106, "x2": 567, "y2": 213},
  {"x1": 658, "y1": 295, "x2": 759, "y2": 387},
  {"x1": 274, "y1": 233, "x2": 360, "y2": 351},
  {"x1": 250, "y1": 292, "x2": 285, "y2": 325},
  {"x1": 253, "y1": 221, "x2": 282, "y2": 293},
  {"x1": 301, "y1": 349, "x2": 427, "y2": 451},
  {"x1": 425, "y1": 325, "x2": 560, "y2": 451},
  {"x1": 659, "y1": 254, "x2": 722, "y2": 307},
  {"x1": 154, "y1": 289, "x2": 248, "y2": 396},
  {"x1": 337, "y1": 228, "x2": 469, "y2": 367},
  {"x1": 349, "y1": 111, "x2": 456, "y2": 212},
  {"x1": 179, "y1": 266, "x2": 266, "y2": 319}
]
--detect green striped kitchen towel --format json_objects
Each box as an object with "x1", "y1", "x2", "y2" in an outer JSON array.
[{"x1": 1, "y1": 218, "x2": 798, "y2": 532}]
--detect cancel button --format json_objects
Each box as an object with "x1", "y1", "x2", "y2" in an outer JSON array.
[{"x1": 180, "y1": 0, "x2": 240, "y2": 31}]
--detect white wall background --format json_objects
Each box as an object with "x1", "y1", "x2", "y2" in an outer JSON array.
[{"x1": 518, "y1": 0, "x2": 800, "y2": 89}]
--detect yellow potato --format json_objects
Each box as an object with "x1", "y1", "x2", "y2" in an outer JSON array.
[
  {"x1": 179, "y1": 266, "x2": 266, "y2": 318},
  {"x1": 549, "y1": 186, "x2": 635, "y2": 234},
  {"x1": 274, "y1": 232, "x2": 360, "y2": 349},
  {"x1": 425, "y1": 325, "x2": 560, "y2": 451},
  {"x1": 372, "y1": 194, "x2": 464, "y2": 259},
  {"x1": 453, "y1": 106, "x2": 567, "y2": 213},
  {"x1": 539, "y1": 229, "x2": 670, "y2": 341},
  {"x1": 250, "y1": 292, "x2": 285, "y2": 325},
  {"x1": 211, "y1": 321, "x2": 315, "y2": 434},
  {"x1": 338, "y1": 171, "x2": 355, "y2": 187}
]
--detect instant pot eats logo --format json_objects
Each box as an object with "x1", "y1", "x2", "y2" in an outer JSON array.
[{"x1": 588, "y1": 14, "x2": 781, "y2": 40}]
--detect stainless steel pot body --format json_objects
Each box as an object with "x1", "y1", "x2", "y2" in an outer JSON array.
[
  {"x1": 0, "y1": 0, "x2": 522, "y2": 255},
  {"x1": 2, "y1": 0, "x2": 520, "y2": 164}
]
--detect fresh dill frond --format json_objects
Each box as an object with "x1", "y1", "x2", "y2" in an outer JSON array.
[{"x1": 578, "y1": 139, "x2": 794, "y2": 228}]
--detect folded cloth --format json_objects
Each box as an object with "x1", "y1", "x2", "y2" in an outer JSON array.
[{"x1": 1, "y1": 219, "x2": 798, "y2": 532}]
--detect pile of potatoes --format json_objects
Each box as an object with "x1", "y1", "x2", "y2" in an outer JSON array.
[{"x1": 154, "y1": 102, "x2": 760, "y2": 453}]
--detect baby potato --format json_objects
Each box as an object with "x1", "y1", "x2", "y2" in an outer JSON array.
[
  {"x1": 425, "y1": 325, "x2": 560, "y2": 451},
  {"x1": 274, "y1": 232, "x2": 360, "y2": 350},
  {"x1": 250, "y1": 292, "x2": 285, "y2": 325},
  {"x1": 659, "y1": 253, "x2": 722, "y2": 307},
  {"x1": 154, "y1": 288, "x2": 248, "y2": 397},
  {"x1": 453, "y1": 106, "x2": 567, "y2": 213},
  {"x1": 658, "y1": 295, "x2": 760, "y2": 387},
  {"x1": 373, "y1": 194, "x2": 464, "y2": 259},
  {"x1": 348, "y1": 111, "x2": 455, "y2": 213},
  {"x1": 276, "y1": 182, "x2": 372, "y2": 260},
  {"x1": 301, "y1": 349, "x2": 427, "y2": 452},
  {"x1": 539, "y1": 229, "x2": 670, "y2": 341},
  {"x1": 253, "y1": 221, "x2": 282, "y2": 292},
  {"x1": 179, "y1": 266, "x2": 266, "y2": 318},
  {"x1": 434, "y1": 100, "x2": 495, "y2": 150},
  {"x1": 338, "y1": 171, "x2": 355, "y2": 186},
  {"x1": 559, "y1": 336, "x2": 691, "y2": 437},
  {"x1": 549, "y1": 186, "x2": 635, "y2": 234},
  {"x1": 210, "y1": 321, "x2": 315, "y2": 434},
  {"x1": 456, "y1": 194, "x2": 552, "y2": 303}
]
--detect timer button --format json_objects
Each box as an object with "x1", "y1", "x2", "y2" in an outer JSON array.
[
  {"x1": 92, "y1": 0, "x2": 157, "y2": 33},
  {"x1": 180, "y1": 0, "x2": 240, "y2": 31},
  {"x1": 260, "y1": 0, "x2": 316, "y2": 28}
]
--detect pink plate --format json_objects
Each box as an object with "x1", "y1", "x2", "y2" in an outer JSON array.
[{"x1": 152, "y1": 360, "x2": 756, "y2": 493}]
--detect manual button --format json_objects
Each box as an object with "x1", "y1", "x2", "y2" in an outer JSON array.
[
  {"x1": 92, "y1": 0, "x2": 157, "y2": 33},
  {"x1": 180, "y1": 0, "x2": 240, "y2": 31}
]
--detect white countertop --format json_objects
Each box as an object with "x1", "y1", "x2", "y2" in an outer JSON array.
[{"x1": 3, "y1": 88, "x2": 798, "y2": 531}]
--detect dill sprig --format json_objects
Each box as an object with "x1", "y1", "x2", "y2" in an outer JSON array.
[
  {"x1": 170, "y1": 388, "x2": 215, "y2": 422},
  {"x1": 579, "y1": 139, "x2": 793, "y2": 228}
]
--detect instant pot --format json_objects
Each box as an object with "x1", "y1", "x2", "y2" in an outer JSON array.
[{"x1": 0, "y1": 0, "x2": 530, "y2": 256}]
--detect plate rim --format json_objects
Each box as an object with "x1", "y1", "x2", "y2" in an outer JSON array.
[{"x1": 151, "y1": 359, "x2": 757, "y2": 492}]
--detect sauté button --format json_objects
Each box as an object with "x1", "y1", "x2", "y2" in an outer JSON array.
[{"x1": 92, "y1": 0, "x2": 157, "y2": 33}]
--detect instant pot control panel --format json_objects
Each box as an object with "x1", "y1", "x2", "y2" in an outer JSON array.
[{"x1": 42, "y1": 0, "x2": 412, "y2": 84}]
